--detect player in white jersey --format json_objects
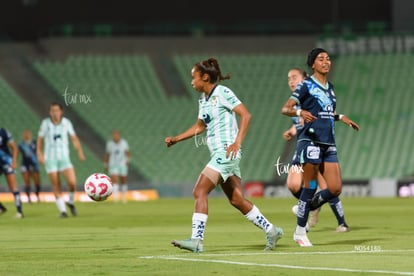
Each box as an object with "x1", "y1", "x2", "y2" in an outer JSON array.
[
  {"x1": 104, "y1": 130, "x2": 130, "y2": 203},
  {"x1": 37, "y1": 102, "x2": 85, "y2": 218},
  {"x1": 165, "y1": 57, "x2": 283, "y2": 253}
]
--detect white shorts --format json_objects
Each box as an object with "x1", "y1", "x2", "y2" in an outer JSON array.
[{"x1": 109, "y1": 164, "x2": 128, "y2": 177}]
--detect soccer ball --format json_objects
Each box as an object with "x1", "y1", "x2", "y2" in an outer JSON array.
[{"x1": 84, "y1": 173, "x2": 113, "y2": 201}]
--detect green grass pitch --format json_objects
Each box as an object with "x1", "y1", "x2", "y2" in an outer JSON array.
[{"x1": 0, "y1": 197, "x2": 413, "y2": 275}]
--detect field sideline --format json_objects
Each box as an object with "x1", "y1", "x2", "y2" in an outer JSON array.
[{"x1": 0, "y1": 197, "x2": 413, "y2": 275}]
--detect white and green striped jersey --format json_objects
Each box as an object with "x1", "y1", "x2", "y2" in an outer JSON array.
[
  {"x1": 106, "y1": 138, "x2": 129, "y2": 167},
  {"x1": 38, "y1": 117, "x2": 75, "y2": 160},
  {"x1": 198, "y1": 84, "x2": 242, "y2": 154}
]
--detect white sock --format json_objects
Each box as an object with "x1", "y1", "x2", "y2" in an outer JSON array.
[
  {"x1": 56, "y1": 197, "x2": 66, "y2": 213},
  {"x1": 113, "y1": 183, "x2": 119, "y2": 202},
  {"x1": 68, "y1": 192, "x2": 75, "y2": 204},
  {"x1": 191, "y1": 213, "x2": 208, "y2": 240},
  {"x1": 245, "y1": 205, "x2": 273, "y2": 233},
  {"x1": 295, "y1": 225, "x2": 307, "y2": 235},
  {"x1": 121, "y1": 184, "x2": 128, "y2": 203}
]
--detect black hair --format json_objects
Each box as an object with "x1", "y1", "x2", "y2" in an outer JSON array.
[
  {"x1": 194, "y1": 57, "x2": 231, "y2": 83},
  {"x1": 50, "y1": 102, "x2": 63, "y2": 110},
  {"x1": 307, "y1": 48, "x2": 328, "y2": 68}
]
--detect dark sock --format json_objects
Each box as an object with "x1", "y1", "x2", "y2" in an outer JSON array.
[
  {"x1": 35, "y1": 185, "x2": 41, "y2": 199},
  {"x1": 329, "y1": 197, "x2": 346, "y2": 225},
  {"x1": 292, "y1": 187, "x2": 303, "y2": 199},
  {"x1": 13, "y1": 191, "x2": 23, "y2": 214},
  {"x1": 25, "y1": 187, "x2": 31, "y2": 201},
  {"x1": 310, "y1": 189, "x2": 336, "y2": 210},
  {"x1": 297, "y1": 187, "x2": 317, "y2": 227}
]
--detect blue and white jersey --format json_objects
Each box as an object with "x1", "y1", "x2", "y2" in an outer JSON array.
[
  {"x1": 290, "y1": 76, "x2": 336, "y2": 145},
  {"x1": 198, "y1": 84, "x2": 242, "y2": 155},
  {"x1": 0, "y1": 128, "x2": 13, "y2": 157},
  {"x1": 38, "y1": 117, "x2": 75, "y2": 160},
  {"x1": 18, "y1": 139, "x2": 37, "y2": 165}
]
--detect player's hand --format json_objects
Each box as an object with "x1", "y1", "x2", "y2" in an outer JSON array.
[
  {"x1": 78, "y1": 151, "x2": 86, "y2": 161},
  {"x1": 165, "y1": 137, "x2": 177, "y2": 147},
  {"x1": 226, "y1": 143, "x2": 240, "y2": 160},
  {"x1": 11, "y1": 160, "x2": 17, "y2": 170},
  {"x1": 341, "y1": 116, "x2": 360, "y2": 131},
  {"x1": 283, "y1": 131, "x2": 293, "y2": 141},
  {"x1": 299, "y1": 110, "x2": 317, "y2": 123},
  {"x1": 37, "y1": 153, "x2": 45, "y2": 165}
]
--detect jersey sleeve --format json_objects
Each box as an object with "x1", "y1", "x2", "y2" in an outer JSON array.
[
  {"x1": 124, "y1": 140, "x2": 130, "y2": 151},
  {"x1": 38, "y1": 119, "x2": 47, "y2": 138},
  {"x1": 5, "y1": 129, "x2": 13, "y2": 143},
  {"x1": 290, "y1": 81, "x2": 309, "y2": 105},
  {"x1": 219, "y1": 87, "x2": 242, "y2": 110},
  {"x1": 65, "y1": 118, "x2": 76, "y2": 136},
  {"x1": 105, "y1": 141, "x2": 111, "y2": 153}
]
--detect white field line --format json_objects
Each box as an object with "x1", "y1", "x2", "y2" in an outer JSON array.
[{"x1": 139, "y1": 250, "x2": 414, "y2": 275}]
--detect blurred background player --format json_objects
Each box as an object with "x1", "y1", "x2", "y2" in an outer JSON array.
[
  {"x1": 283, "y1": 67, "x2": 357, "y2": 232},
  {"x1": 18, "y1": 129, "x2": 41, "y2": 203},
  {"x1": 0, "y1": 127, "x2": 24, "y2": 218},
  {"x1": 104, "y1": 130, "x2": 130, "y2": 203},
  {"x1": 37, "y1": 102, "x2": 85, "y2": 218}
]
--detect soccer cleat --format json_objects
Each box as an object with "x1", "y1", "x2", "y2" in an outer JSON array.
[
  {"x1": 308, "y1": 207, "x2": 320, "y2": 227},
  {"x1": 336, "y1": 223, "x2": 350, "y2": 233},
  {"x1": 265, "y1": 226, "x2": 283, "y2": 251},
  {"x1": 293, "y1": 232, "x2": 313, "y2": 247},
  {"x1": 15, "y1": 212, "x2": 24, "y2": 219},
  {"x1": 309, "y1": 191, "x2": 322, "y2": 210},
  {"x1": 171, "y1": 238, "x2": 203, "y2": 253},
  {"x1": 60, "y1": 212, "x2": 68, "y2": 218},
  {"x1": 291, "y1": 204, "x2": 298, "y2": 215},
  {"x1": 291, "y1": 204, "x2": 310, "y2": 232},
  {"x1": 66, "y1": 203, "x2": 77, "y2": 216},
  {"x1": 0, "y1": 205, "x2": 7, "y2": 215}
]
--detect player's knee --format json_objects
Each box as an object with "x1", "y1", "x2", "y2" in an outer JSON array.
[
  {"x1": 329, "y1": 186, "x2": 342, "y2": 196},
  {"x1": 228, "y1": 195, "x2": 245, "y2": 209}
]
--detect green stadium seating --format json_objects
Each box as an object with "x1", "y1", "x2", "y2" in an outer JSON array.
[
  {"x1": 31, "y1": 52, "x2": 414, "y2": 185},
  {"x1": 0, "y1": 76, "x2": 103, "y2": 189}
]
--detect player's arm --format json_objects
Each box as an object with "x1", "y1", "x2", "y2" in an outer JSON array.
[
  {"x1": 335, "y1": 113, "x2": 360, "y2": 131},
  {"x1": 281, "y1": 98, "x2": 317, "y2": 123},
  {"x1": 36, "y1": 136, "x2": 45, "y2": 164},
  {"x1": 71, "y1": 135, "x2": 85, "y2": 161},
  {"x1": 8, "y1": 140, "x2": 18, "y2": 169},
  {"x1": 165, "y1": 119, "x2": 206, "y2": 147},
  {"x1": 226, "y1": 103, "x2": 251, "y2": 159},
  {"x1": 283, "y1": 124, "x2": 297, "y2": 141},
  {"x1": 125, "y1": 150, "x2": 131, "y2": 165}
]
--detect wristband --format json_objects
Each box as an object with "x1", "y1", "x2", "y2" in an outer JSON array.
[
  {"x1": 296, "y1": 109, "x2": 302, "y2": 116},
  {"x1": 334, "y1": 114, "x2": 344, "y2": 121}
]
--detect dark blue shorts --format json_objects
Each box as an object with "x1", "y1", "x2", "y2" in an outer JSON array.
[
  {"x1": 21, "y1": 160, "x2": 39, "y2": 173},
  {"x1": 294, "y1": 140, "x2": 338, "y2": 164},
  {"x1": 0, "y1": 152, "x2": 14, "y2": 175}
]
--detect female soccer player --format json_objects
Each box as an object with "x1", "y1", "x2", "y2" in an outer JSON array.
[
  {"x1": 0, "y1": 127, "x2": 24, "y2": 218},
  {"x1": 281, "y1": 49, "x2": 359, "y2": 246},
  {"x1": 165, "y1": 57, "x2": 283, "y2": 252},
  {"x1": 37, "y1": 102, "x2": 85, "y2": 218},
  {"x1": 283, "y1": 67, "x2": 358, "y2": 232},
  {"x1": 104, "y1": 130, "x2": 131, "y2": 203},
  {"x1": 18, "y1": 129, "x2": 41, "y2": 203}
]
